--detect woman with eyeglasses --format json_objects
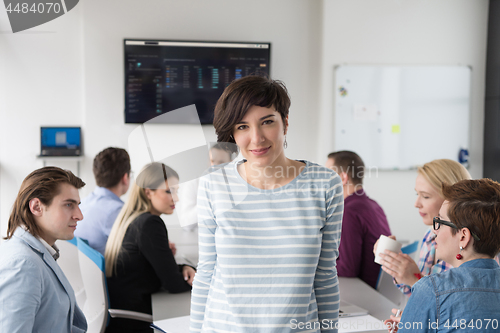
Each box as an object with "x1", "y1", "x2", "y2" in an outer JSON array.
[
  {"x1": 376, "y1": 159, "x2": 471, "y2": 295},
  {"x1": 385, "y1": 178, "x2": 500, "y2": 332}
]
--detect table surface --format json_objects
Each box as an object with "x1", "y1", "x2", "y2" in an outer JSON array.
[
  {"x1": 153, "y1": 277, "x2": 396, "y2": 332},
  {"x1": 155, "y1": 228, "x2": 397, "y2": 332}
]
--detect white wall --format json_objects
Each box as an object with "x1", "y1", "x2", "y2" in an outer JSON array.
[
  {"x1": 80, "y1": 0, "x2": 322, "y2": 181},
  {"x1": 79, "y1": 0, "x2": 323, "y2": 226},
  {"x1": 0, "y1": 0, "x2": 490, "y2": 242},
  {"x1": 318, "y1": 0, "x2": 489, "y2": 242},
  {"x1": 0, "y1": 6, "x2": 84, "y2": 236},
  {"x1": 0, "y1": 0, "x2": 323, "y2": 233}
]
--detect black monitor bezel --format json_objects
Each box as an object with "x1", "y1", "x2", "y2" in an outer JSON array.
[{"x1": 123, "y1": 38, "x2": 272, "y2": 124}]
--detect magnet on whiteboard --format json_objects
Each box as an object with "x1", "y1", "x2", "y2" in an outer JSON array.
[
  {"x1": 459, "y1": 148, "x2": 469, "y2": 168},
  {"x1": 339, "y1": 86, "x2": 348, "y2": 97}
]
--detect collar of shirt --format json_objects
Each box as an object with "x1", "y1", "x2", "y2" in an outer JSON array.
[
  {"x1": 344, "y1": 188, "x2": 367, "y2": 204},
  {"x1": 458, "y1": 258, "x2": 499, "y2": 269},
  {"x1": 37, "y1": 236, "x2": 60, "y2": 261},
  {"x1": 422, "y1": 227, "x2": 437, "y2": 244},
  {"x1": 94, "y1": 186, "x2": 122, "y2": 201}
]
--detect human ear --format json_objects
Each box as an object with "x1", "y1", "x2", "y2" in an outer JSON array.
[
  {"x1": 459, "y1": 228, "x2": 472, "y2": 248},
  {"x1": 122, "y1": 173, "x2": 130, "y2": 187},
  {"x1": 29, "y1": 198, "x2": 44, "y2": 217},
  {"x1": 340, "y1": 172, "x2": 349, "y2": 186},
  {"x1": 144, "y1": 188, "x2": 152, "y2": 200},
  {"x1": 284, "y1": 116, "x2": 289, "y2": 135}
]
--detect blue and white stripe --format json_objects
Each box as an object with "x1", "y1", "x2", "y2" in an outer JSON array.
[{"x1": 190, "y1": 160, "x2": 343, "y2": 332}]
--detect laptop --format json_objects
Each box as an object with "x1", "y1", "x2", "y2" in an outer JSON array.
[
  {"x1": 339, "y1": 300, "x2": 369, "y2": 318},
  {"x1": 40, "y1": 127, "x2": 81, "y2": 156}
]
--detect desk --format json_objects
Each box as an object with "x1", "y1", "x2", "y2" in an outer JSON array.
[
  {"x1": 339, "y1": 277, "x2": 396, "y2": 322},
  {"x1": 152, "y1": 290, "x2": 192, "y2": 321},
  {"x1": 153, "y1": 277, "x2": 397, "y2": 332},
  {"x1": 158, "y1": 229, "x2": 397, "y2": 331}
]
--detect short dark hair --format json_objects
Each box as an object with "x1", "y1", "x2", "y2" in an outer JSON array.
[
  {"x1": 6, "y1": 167, "x2": 85, "y2": 240},
  {"x1": 213, "y1": 75, "x2": 291, "y2": 144},
  {"x1": 442, "y1": 178, "x2": 500, "y2": 258},
  {"x1": 93, "y1": 147, "x2": 131, "y2": 188},
  {"x1": 327, "y1": 151, "x2": 365, "y2": 185}
]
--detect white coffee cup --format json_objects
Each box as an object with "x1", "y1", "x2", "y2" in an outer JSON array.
[{"x1": 374, "y1": 235, "x2": 403, "y2": 265}]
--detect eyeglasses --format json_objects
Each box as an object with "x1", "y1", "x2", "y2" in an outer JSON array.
[{"x1": 432, "y1": 216, "x2": 480, "y2": 242}]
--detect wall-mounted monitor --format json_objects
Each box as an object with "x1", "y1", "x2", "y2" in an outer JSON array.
[{"x1": 124, "y1": 39, "x2": 271, "y2": 124}]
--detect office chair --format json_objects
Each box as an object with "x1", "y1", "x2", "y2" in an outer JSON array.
[
  {"x1": 57, "y1": 237, "x2": 160, "y2": 333},
  {"x1": 375, "y1": 240, "x2": 420, "y2": 308},
  {"x1": 57, "y1": 238, "x2": 86, "y2": 306}
]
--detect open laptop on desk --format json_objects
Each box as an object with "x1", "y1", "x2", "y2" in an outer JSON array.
[
  {"x1": 339, "y1": 300, "x2": 369, "y2": 318},
  {"x1": 40, "y1": 126, "x2": 81, "y2": 156}
]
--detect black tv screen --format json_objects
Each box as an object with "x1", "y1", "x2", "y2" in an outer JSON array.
[{"x1": 124, "y1": 39, "x2": 271, "y2": 124}]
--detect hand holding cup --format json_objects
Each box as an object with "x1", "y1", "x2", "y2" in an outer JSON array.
[{"x1": 374, "y1": 235, "x2": 402, "y2": 265}]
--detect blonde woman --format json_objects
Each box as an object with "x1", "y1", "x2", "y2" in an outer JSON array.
[
  {"x1": 105, "y1": 162, "x2": 195, "y2": 333},
  {"x1": 377, "y1": 159, "x2": 471, "y2": 295}
]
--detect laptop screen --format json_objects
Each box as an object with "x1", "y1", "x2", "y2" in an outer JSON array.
[{"x1": 40, "y1": 127, "x2": 81, "y2": 155}]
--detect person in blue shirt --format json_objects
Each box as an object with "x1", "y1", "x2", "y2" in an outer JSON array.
[
  {"x1": 0, "y1": 166, "x2": 87, "y2": 333},
  {"x1": 385, "y1": 178, "x2": 500, "y2": 332},
  {"x1": 75, "y1": 147, "x2": 131, "y2": 255}
]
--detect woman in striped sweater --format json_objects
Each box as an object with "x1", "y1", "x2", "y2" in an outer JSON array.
[{"x1": 190, "y1": 76, "x2": 344, "y2": 333}]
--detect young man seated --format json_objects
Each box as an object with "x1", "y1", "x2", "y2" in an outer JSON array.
[
  {"x1": 0, "y1": 166, "x2": 87, "y2": 332},
  {"x1": 326, "y1": 151, "x2": 391, "y2": 288},
  {"x1": 75, "y1": 147, "x2": 130, "y2": 255}
]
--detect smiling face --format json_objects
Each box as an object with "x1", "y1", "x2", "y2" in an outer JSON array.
[
  {"x1": 146, "y1": 178, "x2": 179, "y2": 216},
  {"x1": 414, "y1": 173, "x2": 444, "y2": 226},
  {"x1": 34, "y1": 183, "x2": 83, "y2": 246},
  {"x1": 232, "y1": 105, "x2": 288, "y2": 169},
  {"x1": 434, "y1": 201, "x2": 461, "y2": 264}
]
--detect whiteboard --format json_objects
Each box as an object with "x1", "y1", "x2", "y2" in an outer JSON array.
[{"x1": 334, "y1": 65, "x2": 471, "y2": 170}]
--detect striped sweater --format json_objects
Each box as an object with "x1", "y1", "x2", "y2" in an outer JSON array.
[{"x1": 190, "y1": 160, "x2": 344, "y2": 332}]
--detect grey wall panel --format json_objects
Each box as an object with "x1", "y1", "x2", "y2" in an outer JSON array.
[
  {"x1": 486, "y1": 0, "x2": 500, "y2": 98},
  {"x1": 484, "y1": 0, "x2": 500, "y2": 180},
  {"x1": 483, "y1": 99, "x2": 500, "y2": 182}
]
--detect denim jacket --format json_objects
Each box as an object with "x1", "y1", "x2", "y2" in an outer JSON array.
[{"x1": 399, "y1": 259, "x2": 500, "y2": 332}]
